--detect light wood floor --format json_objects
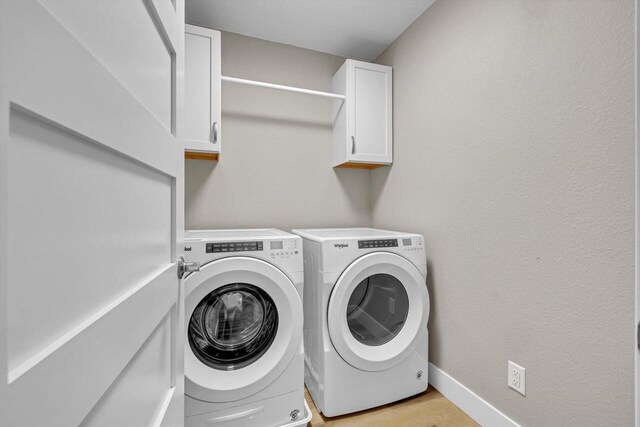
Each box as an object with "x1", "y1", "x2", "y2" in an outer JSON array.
[{"x1": 305, "y1": 386, "x2": 479, "y2": 427}]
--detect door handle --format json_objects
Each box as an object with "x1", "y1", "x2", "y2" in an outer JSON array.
[
  {"x1": 210, "y1": 121, "x2": 218, "y2": 144},
  {"x1": 177, "y1": 256, "x2": 200, "y2": 279},
  {"x1": 351, "y1": 135, "x2": 356, "y2": 154}
]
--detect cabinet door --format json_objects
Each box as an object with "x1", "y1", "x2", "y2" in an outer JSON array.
[
  {"x1": 185, "y1": 25, "x2": 221, "y2": 157},
  {"x1": 348, "y1": 60, "x2": 392, "y2": 164}
]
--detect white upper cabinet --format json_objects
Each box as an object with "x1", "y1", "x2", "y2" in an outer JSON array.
[
  {"x1": 332, "y1": 60, "x2": 393, "y2": 168},
  {"x1": 185, "y1": 24, "x2": 221, "y2": 160}
]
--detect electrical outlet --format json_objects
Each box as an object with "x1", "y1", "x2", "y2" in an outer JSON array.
[{"x1": 508, "y1": 361, "x2": 526, "y2": 396}]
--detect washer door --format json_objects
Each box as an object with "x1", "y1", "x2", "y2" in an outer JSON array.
[
  {"x1": 184, "y1": 257, "x2": 302, "y2": 402},
  {"x1": 327, "y1": 252, "x2": 428, "y2": 372}
]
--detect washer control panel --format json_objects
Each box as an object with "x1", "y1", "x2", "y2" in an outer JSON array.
[
  {"x1": 269, "y1": 239, "x2": 299, "y2": 258},
  {"x1": 206, "y1": 241, "x2": 263, "y2": 253},
  {"x1": 358, "y1": 239, "x2": 398, "y2": 249}
]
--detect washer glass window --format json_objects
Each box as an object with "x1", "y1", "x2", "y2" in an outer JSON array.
[
  {"x1": 346, "y1": 273, "x2": 409, "y2": 346},
  {"x1": 189, "y1": 283, "x2": 278, "y2": 370}
]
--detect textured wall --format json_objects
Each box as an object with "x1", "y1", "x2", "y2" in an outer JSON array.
[
  {"x1": 185, "y1": 32, "x2": 371, "y2": 230},
  {"x1": 371, "y1": 0, "x2": 635, "y2": 425}
]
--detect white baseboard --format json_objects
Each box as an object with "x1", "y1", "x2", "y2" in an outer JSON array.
[{"x1": 428, "y1": 363, "x2": 520, "y2": 427}]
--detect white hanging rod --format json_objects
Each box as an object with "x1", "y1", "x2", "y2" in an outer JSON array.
[{"x1": 221, "y1": 75, "x2": 346, "y2": 100}]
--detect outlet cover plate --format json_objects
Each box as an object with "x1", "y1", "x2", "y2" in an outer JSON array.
[{"x1": 508, "y1": 361, "x2": 526, "y2": 396}]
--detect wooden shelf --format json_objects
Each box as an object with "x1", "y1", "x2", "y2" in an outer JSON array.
[
  {"x1": 334, "y1": 162, "x2": 386, "y2": 170},
  {"x1": 185, "y1": 151, "x2": 219, "y2": 161}
]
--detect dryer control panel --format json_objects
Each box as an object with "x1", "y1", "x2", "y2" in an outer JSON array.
[{"x1": 358, "y1": 239, "x2": 398, "y2": 249}]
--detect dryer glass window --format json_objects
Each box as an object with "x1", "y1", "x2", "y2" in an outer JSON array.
[
  {"x1": 346, "y1": 274, "x2": 409, "y2": 346},
  {"x1": 189, "y1": 283, "x2": 278, "y2": 370}
]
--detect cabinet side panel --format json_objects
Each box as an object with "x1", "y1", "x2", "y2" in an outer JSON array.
[
  {"x1": 332, "y1": 63, "x2": 347, "y2": 167},
  {"x1": 211, "y1": 30, "x2": 222, "y2": 150}
]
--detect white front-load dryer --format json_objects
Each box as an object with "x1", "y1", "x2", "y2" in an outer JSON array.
[
  {"x1": 183, "y1": 229, "x2": 308, "y2": 427},
  {"x1": 291, "y1": 228, "x2": 429, "y2": 417}
]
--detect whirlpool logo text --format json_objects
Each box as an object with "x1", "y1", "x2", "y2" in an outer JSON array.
[{"x1": 334, "y1": 243, "x2": 349, "y2": 249}]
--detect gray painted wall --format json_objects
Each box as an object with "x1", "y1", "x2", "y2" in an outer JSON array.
[
  {"x1": 371, "y1": 0, "x2": 635, "y2": 425},
  {"x1": 185, "y1": 32, "x2": 371, "y2": 230}
]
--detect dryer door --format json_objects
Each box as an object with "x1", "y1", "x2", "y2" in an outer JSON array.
[
  {"x1": 327, "y1": 252, "x2": 428, "y2": 372},
  {"x1": 184, "y1": 257, "x2": 302, "y2": 402}
]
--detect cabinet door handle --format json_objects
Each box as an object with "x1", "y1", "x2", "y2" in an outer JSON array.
[
  {"x1": 351, "y1": 135, "x2": 356, "y2": 154},
  {"x1": 210, "y1": 121, "x2": 218, "y2": 144}
]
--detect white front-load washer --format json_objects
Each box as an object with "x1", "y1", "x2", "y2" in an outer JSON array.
[
  {"x1": 183, "y1": 229, "x2": 309, "y2": 427},
  {"x1": 291, "y1": 228, "x2": 429, "y2": 417}
]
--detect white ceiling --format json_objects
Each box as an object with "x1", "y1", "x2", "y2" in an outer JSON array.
[{"x1": 185, "y1": 0, "x2": 435, "y2": 61}]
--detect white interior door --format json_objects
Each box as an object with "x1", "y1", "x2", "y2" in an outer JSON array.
[{"x1": 0, "y1": 1, "x2": 185, "y2": 426}]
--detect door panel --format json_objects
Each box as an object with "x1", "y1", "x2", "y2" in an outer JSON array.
[
  {"x1": 41, "y1": 0, "x2": 174, "y2": 132},
  {"x1": 185, "y1": 31, "x2": 213, "y2": 143},
  {"x1": 8, "y1": 108, "x2": 172, "y2": 375},
  {"x1": 80, "y1": 311, "x2": 174, "y2": 427},
  {"x1": 354, "y1": 67, "x2": 388, "y2": 157},
  {"x1": 5, "y1": 265, "x2": 177, "y2": 427},
  {"x1": 0, "y1": 1, "x2": 185, "y2": 426}
]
